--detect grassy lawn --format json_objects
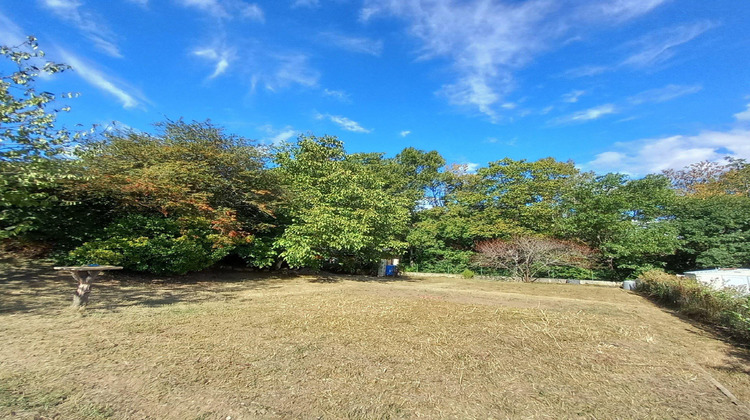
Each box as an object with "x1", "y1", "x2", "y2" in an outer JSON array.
[{"x1": 1, "y1": 262, "x2": 750, "y2": 419}]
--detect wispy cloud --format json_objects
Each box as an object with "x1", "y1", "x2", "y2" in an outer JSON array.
[
  {"x1": 316, "y1": 113, "x2": 371, "y2": 133},
  {"x1": 621, "y1": 21, "x2": 714, "y2": 69},
  {"x1": 125, "y1": 0, "x2": 149, "y2": 7},
  {"x1": 41, "y1": 0, "x2": 122, "y2": 57},
  {"x1": 564, "y1": 21, "x2": 713, "y2": 78},
  {"x1": 399, "y1": 130, "x2": 411, "y2": 137},
  {"x1": 562, "y1": 89, "x2": 586, "y2": 103},
  {"x1": 241, "y1": 3, "x2": 264, "y2": 21},
  {"x1": 552, "y1": 104, "x2": 617, "y2": 124},
  {"x1": 266, "y1": 54, "x2": 320, "y2": 90},
  {"x1": 562, "y1": 65, "x2": 610, "y2": 78},
  {"x1": 361, "y1": 0, "x2": 667, "y2": 120},
  {"x1": 176, "y1": 0, "x2": 264, "y2": 21},
  {"x1": 322, "y1": 88, "x2": 350, "y2": 102},
  {"x1": 59, "y1": 49, "x2": 146, "y2": 109},
  {"x1": 193, "y1": 46, "x2": 235, "y2": 79},
  {"x1": 576, "y1": 0, "x2": 670, "y2": 23},
  {"x1": 191, "y1": 35, "x2": 320, "y2": 93},
  {"x1": 0, "y1": 9, "x2": 26, "y2": 47},
  {"x1": 259, "y1": 124, "x2": 299, "y2": 145},
  {"x1": 628, "y1": 84, "x2": 702, "y2": 105},
  {"x1": 319, "y1": 31, "x2": 383, "y2": 56},
  {"x1": 292, "y1": 0, "x2": 319, "y2": 8}
]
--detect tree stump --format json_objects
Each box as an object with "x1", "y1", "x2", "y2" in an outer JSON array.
[
  {"x1": 71, "y1": 270, "x2": 100, "y2": 307},
  {"x1": 54, "y1": 266, "x2": 123, "y2": 308}
]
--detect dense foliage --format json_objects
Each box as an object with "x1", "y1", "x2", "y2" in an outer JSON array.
[{"x1": 2, "y1": 38, "x2": 749, "y2": 277}]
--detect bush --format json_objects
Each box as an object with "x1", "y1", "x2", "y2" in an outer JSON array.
[
  {"x1": 461, "y1": 269, "x2": 475, "y2": 279},
  {"x1": 65, "y1": 215, "x2": 233, "y2": 275},
  {"x1": 636, "y1": 270, "x2": 750, "y2": 344}
]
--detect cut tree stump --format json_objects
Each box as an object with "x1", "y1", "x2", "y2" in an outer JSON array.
[{"x1": 54, "y1": 266, "x2": 123, "y2": 308}]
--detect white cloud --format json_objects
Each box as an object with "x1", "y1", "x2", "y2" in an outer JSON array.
[
  {"x1": 587, "y1": 130, "x2": 750, "y2": 175},
  {"x1": 562, "y1": 89, "x2": 586, "y2": 103},
  {"x1": 553, "y1": 104, "x2": 617, "y2": 124},
  {"x1": 628, "y1": 84, "x2": 702, "y2": 105},
  {"x1": 587, "y1": 103, "x2": 750, "y2": 175},
  {"x1": 59, "y1": 49, "x2": 145, "y2": 109},
  {"x1": 316, "y1": 113, "x2": 371, "y2": 133},
  {"x1": 734, "y1": 103, "x2": 750, "y2": 121},
  {"x1": 621, "y1": 21, "x2": 714, "y2": 69},
  {"x1": 271, "y1": 129, "x2": 297, "y2": 144},
  {"x1": 322, "y1": 88, "x2": 350, "y2": 101},
  {"x1": 259, "y1": 125, "x2": 299, "y2": 145},
  {"x1": 319, "y1": 32, "x2": 383, "y2": 56},
  {"x1": 465, "y1": 162, "x2": 480, "y2": 173},
  {"x1": 193, "y1": 46, "x2": 235, "y2": 79},
  {"x1": 399, "y1": 130, "x2": 411, "y2": 137},
  {"x1": 361, "y1": 0, "x2": 668, "y2": 120},
  {"x1": 41, "y1": 0, "x2": 122, "y2": 57}
]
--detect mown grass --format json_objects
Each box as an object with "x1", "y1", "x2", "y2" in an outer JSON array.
[{"x1": 1, "y1": 263, "x2": 750, "y2": 419}]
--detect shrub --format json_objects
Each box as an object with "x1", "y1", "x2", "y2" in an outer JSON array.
[
  {"x1": 475, "y1": 236, "x2": 594, "y2": 282},
  {"x1": 636, "y1": 269, "x2": 750, "y2": 344},
  {"x1": 461, "y1": 269, "x2": 475, "y2": 279},
  {"x1": 65, "y1": 215, "x2": 234, "y2": 275}
]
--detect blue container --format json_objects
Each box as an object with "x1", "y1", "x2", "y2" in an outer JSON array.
[{"x1": 385, "y1": 265, "x2": 397, "y2": 276}]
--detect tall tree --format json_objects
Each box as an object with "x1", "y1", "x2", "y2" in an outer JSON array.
[{"x1": 273, "y1": 136, "x2": 411, "y2": 272}]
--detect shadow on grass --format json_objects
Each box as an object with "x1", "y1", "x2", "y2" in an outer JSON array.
[
  {"x1": 0, "y1": 264, "x2": 419, "y2": 314},
  {"x1": 0, "y1": 264, "x2": 288, "y2": 315},
  {"x1": 307, "y1": 271, "x2": 419, "y2": 284}
]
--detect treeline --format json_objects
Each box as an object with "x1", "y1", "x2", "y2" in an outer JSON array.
[
  {"x1": 2, "y1": 38, "x2": 749, "y2": 279},
  {"x1": 3, "y1": 118, "x2": 748, "y2": 279}
]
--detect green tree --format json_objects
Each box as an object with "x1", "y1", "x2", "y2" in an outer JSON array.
[
  {"x1": 273, "y1": 136, "x2": 411, "y2": 272},
  {"x1": 560, "y1": 173, "x2": 678, "y2": 278},
  {"x1": 668, "y1": 194, "x2": 750, "y2": 271},
  {"x1": 1, "y1": 36, "x2": 77, "y2": 240},
  {"x1": 475, "y1": 157, "x2": 579, "y2": 234}
]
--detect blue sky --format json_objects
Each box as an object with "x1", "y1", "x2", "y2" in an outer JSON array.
[{"x1": 2, "y1": 0, "x2": 749, "y2": 175}]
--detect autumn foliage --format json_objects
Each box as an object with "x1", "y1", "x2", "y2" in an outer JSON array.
[{"x1": 474, "y1": 236, "x2": 594, "y2": 282}]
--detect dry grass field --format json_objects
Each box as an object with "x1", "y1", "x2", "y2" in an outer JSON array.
[{"x1": 2, "y1": 261, "x2": 750, "y2": 419}]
